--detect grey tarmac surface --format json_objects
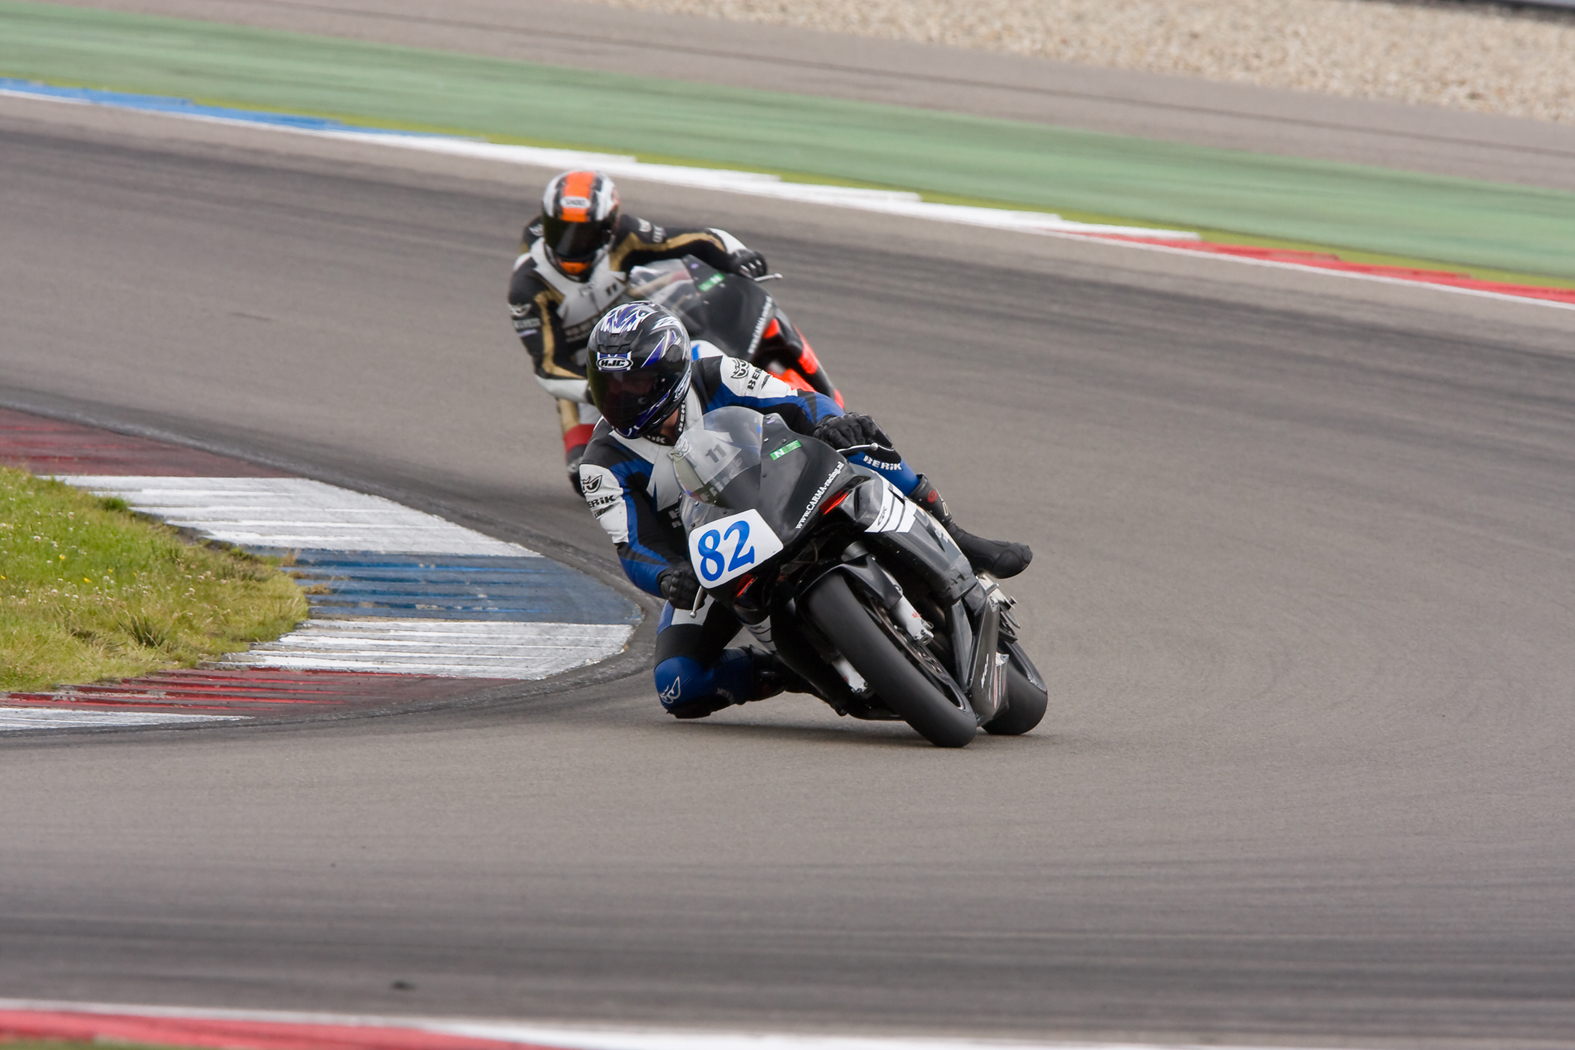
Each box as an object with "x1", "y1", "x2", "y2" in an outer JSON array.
[
  {"x1": 3, "y1": 98, "x2": 1575, "y2": 1047},
  {"x1": 41, "y1": 0, "x2": 1575, "y2": 192}
]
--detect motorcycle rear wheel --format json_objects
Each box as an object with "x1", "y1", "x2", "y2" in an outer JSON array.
[{"x1": 803, "y1": 574, "x2": 977, "y2": 748}]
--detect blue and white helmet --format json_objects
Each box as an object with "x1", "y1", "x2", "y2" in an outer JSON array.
[{"x1": 585, "y1": 302, "x2": 693, "y2": 439}]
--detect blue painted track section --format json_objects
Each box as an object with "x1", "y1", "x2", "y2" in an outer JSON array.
[
  {"x1": 284, "y1": 552, "x2": 642, "y2": 624},
  {"x1": 0, "y1": 78, "x2": 431, "y2": 137}
]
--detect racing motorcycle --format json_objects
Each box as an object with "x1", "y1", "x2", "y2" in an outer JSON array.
[
  {"x1": 672, "y1": 405, "x2": 1047, "y2": 747},
  {"x1": 624, "y1": 258, "x2": 842, "y2": 406}
]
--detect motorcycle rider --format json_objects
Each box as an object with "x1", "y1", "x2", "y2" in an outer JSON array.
[
  {"x1": 578, "y1": 301, "x2": 1032, "y2": 720},
  {"x1": 509, "y1": 169, "x2": 828, "y2": 492}
]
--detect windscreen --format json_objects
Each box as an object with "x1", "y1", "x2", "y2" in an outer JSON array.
[
  {"x1": 670, "y1": 406, "x2": 763, "y2": 506},
  {"x1": 625, "y1": 261, "x2": 706, "y2": 334}
]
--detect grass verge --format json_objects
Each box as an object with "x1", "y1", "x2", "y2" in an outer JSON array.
[{"x1": 0, "y1": 466, "x2": 308, "y2": 692}]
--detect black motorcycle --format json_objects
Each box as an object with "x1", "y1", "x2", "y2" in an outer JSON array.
[
  {"x1": 625, "y1": 258, "x2": 841, "y2": 404},
  {"x1": 671, "y1": 405, "x2": 1047, "y2": 747}
]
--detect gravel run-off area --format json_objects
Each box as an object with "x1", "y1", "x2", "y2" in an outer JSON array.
[{"x1": 588, "y1": 0, "x2": 1575, "y2": 123}]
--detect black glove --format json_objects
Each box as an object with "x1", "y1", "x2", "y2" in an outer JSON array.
[
  {"x1": 658, "y1": 562, "x2": 701, "y2": 609},
  {"x1": 813, "y1": 413, "x2": 896, "y2": 455},
  {"x1": 727, "y1": 249, "x2": 768, "y2": 280}
]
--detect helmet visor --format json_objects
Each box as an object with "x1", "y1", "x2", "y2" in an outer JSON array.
[
  {"x1": 542, "y1": 214, "x2": 615, "y2": 263},
  {"x1": 591, "y1": 368, "x2": 689, "y2": 438}
]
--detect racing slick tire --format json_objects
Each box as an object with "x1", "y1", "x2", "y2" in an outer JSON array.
[
  {"x1": 803, "y1": 573, "x2": 977, "y2": 748},
  {"x1": 983, "y1": 663, "x2": 1047, "y2": 736}
]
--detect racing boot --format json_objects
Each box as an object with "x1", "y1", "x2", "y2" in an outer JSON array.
[
  {"x1": 668, "y1": 695, "x2": 733, "y2": 719},
  {"x1": 908, "y1": 474, "x2": 1032, "y2": 579},
  {"x1": 749, "y1": 647, "x2": 811, "y2": 700}
]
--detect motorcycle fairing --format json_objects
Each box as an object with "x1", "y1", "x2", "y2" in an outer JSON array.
[
  {"x1": 624, "y1": 258, "x2": 775, "y2": 360},
  {"x1": 687, "y1": 508, "x2": 784, "y2": 588},
  {"x1": 677, "y1": 409, "x2": 854, "y2": 557},
  {"x1": 850, "y1": 475, "x2": 919, "y2": 535}
]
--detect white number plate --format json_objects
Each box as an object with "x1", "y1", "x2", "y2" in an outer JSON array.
[{"x1": 688, "y1": 509, "x2": 784, "y2": 587}]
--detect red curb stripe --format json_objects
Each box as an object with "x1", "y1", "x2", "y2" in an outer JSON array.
[
  {"x1": 0, "y1": 1009, "x2": 557, "y2": 1050},
  {"x1": 1087, "y1": 236, "x2": 1575, "y2": 305},
  {"x1": 2, "y1": 668, "x2": 516, "y2": 715},
  {"x1": 0, "y1": 408, "x2": 288, "y2": 477}
]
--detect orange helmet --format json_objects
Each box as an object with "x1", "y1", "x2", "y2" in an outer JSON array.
[{"x1": 541, "y1": 170, "x2": 620, "y2": 279}]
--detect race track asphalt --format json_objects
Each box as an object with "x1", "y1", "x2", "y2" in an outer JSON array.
[{"x1": 3, "y1": 98, "x2": 1575, "y2": 1047}]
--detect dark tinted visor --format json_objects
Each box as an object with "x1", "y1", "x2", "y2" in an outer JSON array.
[
  {"x1": 590, "y1": 369, "x2": 675, "y2": 436},
  {"x1": 542, "y1": 214, "x2": 615, "y2": 262}
]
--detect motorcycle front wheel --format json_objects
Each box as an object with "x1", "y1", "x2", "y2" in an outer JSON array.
[
  {"x1": 802, "y1": 573, "x2": 977, "y2": 748},
  {"x1": 983, "y1": 663, "x2": 1047, "y2": 736}
]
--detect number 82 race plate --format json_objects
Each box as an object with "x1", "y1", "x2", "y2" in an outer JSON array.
[{"x1": 688, "y1": 509, "x2": 784, "y2": 588}]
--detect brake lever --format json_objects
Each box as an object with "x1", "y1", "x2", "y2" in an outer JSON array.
[
  {"x1": 838, "y1": 442, "x2": 899, "y2": 457},
  {"x1": 752, "y1": 273, "x2": 785, "y2": 283}
]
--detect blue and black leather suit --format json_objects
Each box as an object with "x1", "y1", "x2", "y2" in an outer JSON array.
[{"x1": 578, "y1": 355, "x2": 922, "y2": 714}]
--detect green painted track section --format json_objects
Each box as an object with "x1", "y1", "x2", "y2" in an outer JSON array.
[{"x1": 5, "y1": 1, "x2": 1574, "y2": 280}]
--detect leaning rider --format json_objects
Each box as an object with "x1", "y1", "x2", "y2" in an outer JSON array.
[
  {"x1": 508, "y1": 169, "x2": 822, "y2": 492},
  {"x1": 577, "y1": 300, "x2": 1032, "y2": 721}
]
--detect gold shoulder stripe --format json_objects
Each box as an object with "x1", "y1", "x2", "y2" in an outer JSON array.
[
  {"x1": 608, "y1": 230, "x2": 724, "y2": 272},
  {"x1": 534, "y1": 287, "x2": 579, "y2": 377}
]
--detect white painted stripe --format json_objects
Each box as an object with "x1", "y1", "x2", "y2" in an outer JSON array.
[
  {"x1": 1049, "y1": 230, "x2": 1575, "y2": 313},
  {"x1": 436, "y1": 1023, "x2": 1321, "y2": 1050},
  {"x1": 0, "y1": 708, "x2": 246, "y2": 731},
  {"x1": 37, "y1": 475, "x2": 634, "y2": 682},
  {"x1": 57, "y1": 477, "x2": 537, "y2": 556},
  {"x1": 11, "y1": 82, "x2": 1573, "y2": 311},
  {"x1": 0, "y1": 83, "x2": 1196, "y2": 241},
  {"x1": 0, "y1": 999, "x2": 1357, "y2": 1050},
  {"x1": 222, "y1": 620, "x2": 635, "y2": 678},
  {"x1": 324, "y1": 131, "x2": 1198, "y2": 239}
]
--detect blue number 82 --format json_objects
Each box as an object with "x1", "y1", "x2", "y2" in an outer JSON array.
[
  {"x1": 696, "y1": 520, "x2": 757, "y2": 582},
  {"x1": 696, "y1": 528, "x2": 727, "y2": 581}
]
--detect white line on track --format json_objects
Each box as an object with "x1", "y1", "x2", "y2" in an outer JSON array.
[
  {"x1": 222, "y1": 620, "x2": 635, "y2": 678},
  {"x1": 0, "y1": 708, "x2": 245, "y2": 729},
  {"x1": 318, "y1": 131, "x2": 1199, "y2": 241},
  {"x1": 0, "y1": 82, "x2": 1196, "y2": 241},
  {"x1": 1046, "y1": 230, "x2": 1575, "y2": 313},
  {"x1": 0, "y1": 475, "x2": 635, "y2": 695},
  {"x1": 5, "y1": 81, "x2": 1572, "y2": 311},
  {"x1": 59, "y1": 477, "x2": 537, "y2": 556},
  {"x1": 0, "y1": 1000, "x2": 1358, "y2": 1050},
  {"x1": 435, "y1": 1023, "x2": 1345, "y2": 1050}
]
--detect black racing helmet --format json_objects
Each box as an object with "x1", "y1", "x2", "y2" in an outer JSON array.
[
  {"x1": 586, "y1": 302, "x2": 693, "y2": 439},
  {"x1": 540, "y1": 170, "x2": 620, "y2": 278}
]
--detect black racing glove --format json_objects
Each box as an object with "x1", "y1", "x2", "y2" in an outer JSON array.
[
  {"x1": 727, "y1": 249, "x2": 769, "y2": 280},
  {"x1": 813, "y1": 413, "x2": 899, "y2": 462},
  {"x1": 658, "y1": 562, "x2": 701, "y2": 609}
]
